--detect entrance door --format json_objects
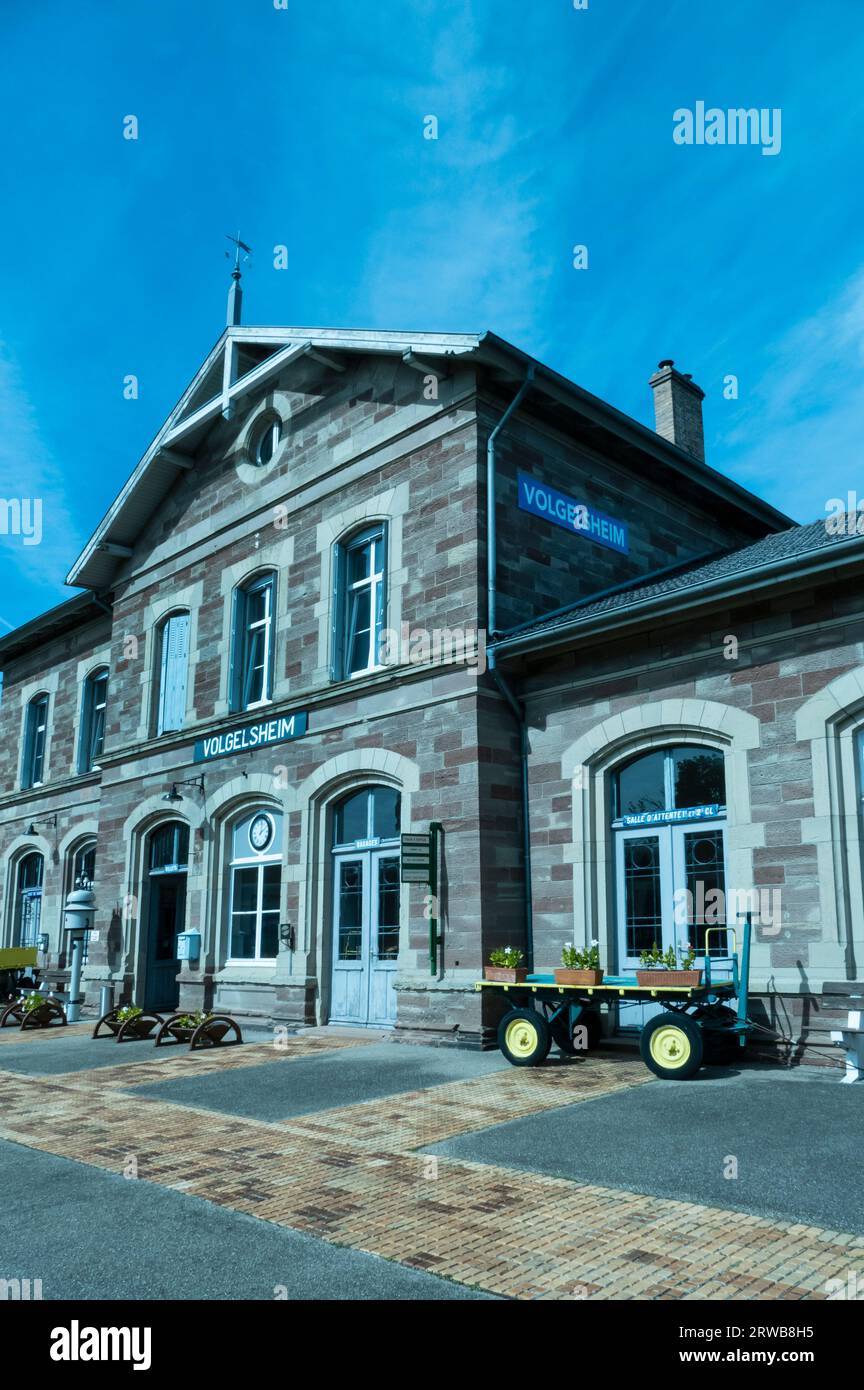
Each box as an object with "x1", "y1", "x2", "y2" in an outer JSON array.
[
  {"x1": 331, "y1": 848, "x2": 400, "y2": 1026},
  {"x1": 144, "y1": 874, "x2": 184, "y2": 1011},
  {"x1": 143, "y1": 821, "x2": 189, "y2": 1012},
  {"x1": 615, "y1": 820, "x2": 727, "y2": 1028}
]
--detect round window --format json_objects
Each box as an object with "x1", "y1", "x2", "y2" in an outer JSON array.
[{"x1": 253, "y1": 418, "x2": 281, "y2": 468}]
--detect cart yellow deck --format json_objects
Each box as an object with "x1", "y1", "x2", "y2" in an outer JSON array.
[
  {"x1": 475, "y1": 978, "x2": 736, "y2": 999},
  {"x1": 0, "y1": 948, "x2": 38, "y2": 970}
]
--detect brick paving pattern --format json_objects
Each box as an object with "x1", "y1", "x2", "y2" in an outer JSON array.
[{"x1": 0, "y1": 1035, "x2": 856, "y2": 1299}]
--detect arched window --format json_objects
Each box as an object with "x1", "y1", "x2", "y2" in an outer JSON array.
[
  {"x1": 149, "y1": 821, "x2": 190, "y2": 873},
  {"x1": 14, "y1": 852, "x2": 44, "y2": 947},
  {"x1": 612, "y1": 746, "x2": 727, "y2": 972},
  {"x1": 65, "y1": 839, "x2": 96, "y2": 963},
  {"x1": 155, "y1": 611, "x2": 190, "y2": 735},
  {"x1": 230, "y1": 572, "x2": 276, "y2": 712},
  {"x1": 331, "y1": 525, "x2": 387, "y2": 681},
  {"x1": 68, "y1": 839, "x2": 96, "y2": 891},
  {"x1": 227, "y1": 808, "x2": 283, "y2": 960},
  {"x1": 78, "y1": 667, "x2": 108, "y2": 773},
  {"x1": 22, "y1": 693, "x2": 49, "y2": 788},
  {"x1": 332, "y1": 786, "x2": 401, "y2": 847},
  {"x1": 613, "y1": 745, "x2": 725, "y2": 822}
]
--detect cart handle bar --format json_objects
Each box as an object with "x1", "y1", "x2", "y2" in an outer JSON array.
[{"x1": 703, "y1": 926, "x2": 737, "y2": 959}]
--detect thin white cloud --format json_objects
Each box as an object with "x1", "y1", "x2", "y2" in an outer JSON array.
[
  {"x1": 719, "y1": 266, "x2": 864, "y2": 523},
  {"x1": 0, "y1": 342, "x2": 84, "y2": 627}
]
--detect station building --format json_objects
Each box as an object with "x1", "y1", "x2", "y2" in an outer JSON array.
[{"x1": 1, "y1": 303, "x2": 862, "y2": 1055}]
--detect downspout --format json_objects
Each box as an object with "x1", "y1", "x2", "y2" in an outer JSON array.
[{"x1": 486, "y1": 368, "x2": 535, "y2": 969}]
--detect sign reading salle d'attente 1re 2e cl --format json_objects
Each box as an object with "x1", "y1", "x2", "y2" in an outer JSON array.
[
  {"x1": 193, "y1": 711, "x2": 309, "y2": 764},
  {"x1": 517, "y1": 471, "x2": 629, "y2": 556}
]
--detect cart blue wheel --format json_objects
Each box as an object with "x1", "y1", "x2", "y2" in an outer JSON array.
[
  {"x1": 498, "y1": 1008, "x2": 551, "y2": 1067},
  {"x1": 640, "y1": 1011, "x2": 703, "y2": 1080}
]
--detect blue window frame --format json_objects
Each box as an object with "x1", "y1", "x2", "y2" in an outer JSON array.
[
  {"x1": 78, "y1": 668, "x2": 108, "y2": 773},
  {"x1": 22, "y1": 693, "x2": 49, "y2": 788},
  {"x1": 230, "y1": 573, "x2": 276, "y2": 712},
  {"x1": 331, "y1": 525, "x2": 387, "y2": 681}
]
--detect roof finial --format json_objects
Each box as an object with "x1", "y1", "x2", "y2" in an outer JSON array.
[{"x1": 225, "y1": 231, "x2": 252, "y2": 327}]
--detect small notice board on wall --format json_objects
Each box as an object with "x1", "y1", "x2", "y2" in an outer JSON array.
[{"x1": 401, "y1": 832, "x2": 432, "y2": 884}]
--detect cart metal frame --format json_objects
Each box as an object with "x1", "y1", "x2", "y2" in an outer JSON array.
[{"x1": 477, "y1": 917, "x2": 755, "y2": 1078}]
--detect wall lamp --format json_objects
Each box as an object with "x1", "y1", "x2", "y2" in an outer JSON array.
[
  {"x1": 26, "y1": 813, "x2": 58, "y2": 837},
  {"x1": 162, "y1": 774, "x2": 205, "y2": 804}
]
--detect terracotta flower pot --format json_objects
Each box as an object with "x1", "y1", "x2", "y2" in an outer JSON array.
[
  {"x1": 554, "y1": 968, "x2": 604, "y2": 986},
  {"x1": 636, "y1": 969, "x2": 703, "y2": 988},
  {"x1": 484, "y1": 966, "x2": 528, "y2": 983}
]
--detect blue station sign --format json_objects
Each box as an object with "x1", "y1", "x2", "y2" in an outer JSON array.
[
  {"x1": 517, "y1": 472, "x2": 629, "y2": 555},
  {"x1": 193, "y1": 711, "x2": 309, "y2": 764},
  {"x1": 621, "y1": 804, "x2": 721, "y2": 828}
]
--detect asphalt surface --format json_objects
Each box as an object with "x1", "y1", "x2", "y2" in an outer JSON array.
[
  {"x1": 0, "y1": 1139, "x2": 492, "y2": 1300},
  {"x1": 427, "y1": 1063, "x2": 864, "y2": 1233},
  {"x1": 132, "y1": 1041, "x2": 510, "y2": 1120},
  {"x1": 0, "y1": 1033, "x2": 167, "y2": 1074}
]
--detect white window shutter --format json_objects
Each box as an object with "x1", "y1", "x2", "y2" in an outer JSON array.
[{"x1": 158, "y1": 613, "x2": 190, "y2": 733}]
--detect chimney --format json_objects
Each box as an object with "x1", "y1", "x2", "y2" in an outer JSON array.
[{"x1": 649, "y1": 359, "x2": 706, "y2": 462}]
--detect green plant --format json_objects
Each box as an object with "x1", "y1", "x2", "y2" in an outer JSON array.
[
  {"x1": 173, "y1": 1011, "x2": 213, "y2": 1029},
  {"x1": 639, "y1": 944, "x2": 699, "y2": 970},
  {"x1": 561, "y1": 940, "x2": 600, "y2": 970},
  {"x1": 488, "y1": 947, "x2": 524, "y2": 969},
  {"x1": 22, "y1": 992, "x2": 46, "y2": 1013},
  {"x1": 115, "y1": 1004, "x2": 143, "y2": 1024},
  {"x1": 639, "y1": 943, "x2": 678, "y2": 968}
]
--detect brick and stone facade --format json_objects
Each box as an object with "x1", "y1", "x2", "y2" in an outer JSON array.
[{"x1": 0, "y1": 323, "x2": 855, "y2": 1056}]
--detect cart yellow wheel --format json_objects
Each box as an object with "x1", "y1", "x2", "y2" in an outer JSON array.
[
  {"x1": 640, "y1": 1011, "x2": 703, "y2": 1080},
  {"x1": 498, "y1": 1008, "x2": 551, "y2": 1067}
]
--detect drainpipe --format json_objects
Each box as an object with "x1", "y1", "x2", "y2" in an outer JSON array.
[{"x1": 486, "y1": 368, "x2": 535, "y2": 969}]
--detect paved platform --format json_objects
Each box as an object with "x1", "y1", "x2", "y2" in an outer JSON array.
[
  {"x1": 427, "y1": 1065, "x2": 863, "y2": 1234},
  {"x1": 0, "y1": 1139, "x2": 489, "y2": 1300},
  {"x1": 0, "y1": 1027, "x2": 858, "y2": 1300}
]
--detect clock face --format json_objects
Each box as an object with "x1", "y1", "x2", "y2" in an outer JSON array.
[{"x1": 249, "y1": 813, "x2": 274, "y2": 853}]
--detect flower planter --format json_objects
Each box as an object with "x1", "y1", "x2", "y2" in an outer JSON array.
[
  {"x1": 636, "y1": 969, "x2": 703, "y2": 988},
  {"x1": 166, "y1": 1023, "x2": 196, "y2": 1043},
  {"x1": 484, "y1": 966, "x2": 528, "y2": 984},
  {"x1": 554, "y1": 968, "x2": 604, "y2": 986},
  {"x1": 20, "y1": 999, "x2": 67, "y2": 1029},
  {"x1": 155, "y1": 1012, "x2": 244, "y2": 1050},
  {"x1": 116, "y1": 1011, "x2": 164, "y2": 1042}
]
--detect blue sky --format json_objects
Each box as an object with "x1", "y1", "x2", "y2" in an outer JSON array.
[{"x1": 1, "y1": 0, "x2": 863, "y2": 629}]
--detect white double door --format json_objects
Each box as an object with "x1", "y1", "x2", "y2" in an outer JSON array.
[
  {"x1": 615, "y1": 820, "x2": 727, "y2": 1021},
  {"x1": 331, "y1": 846, "x2": 400, "y2": 1026}
]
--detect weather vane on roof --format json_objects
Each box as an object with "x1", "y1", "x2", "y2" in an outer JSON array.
[{"x1": 225, "y1": 231, "x2": 252, "y2": 328}]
